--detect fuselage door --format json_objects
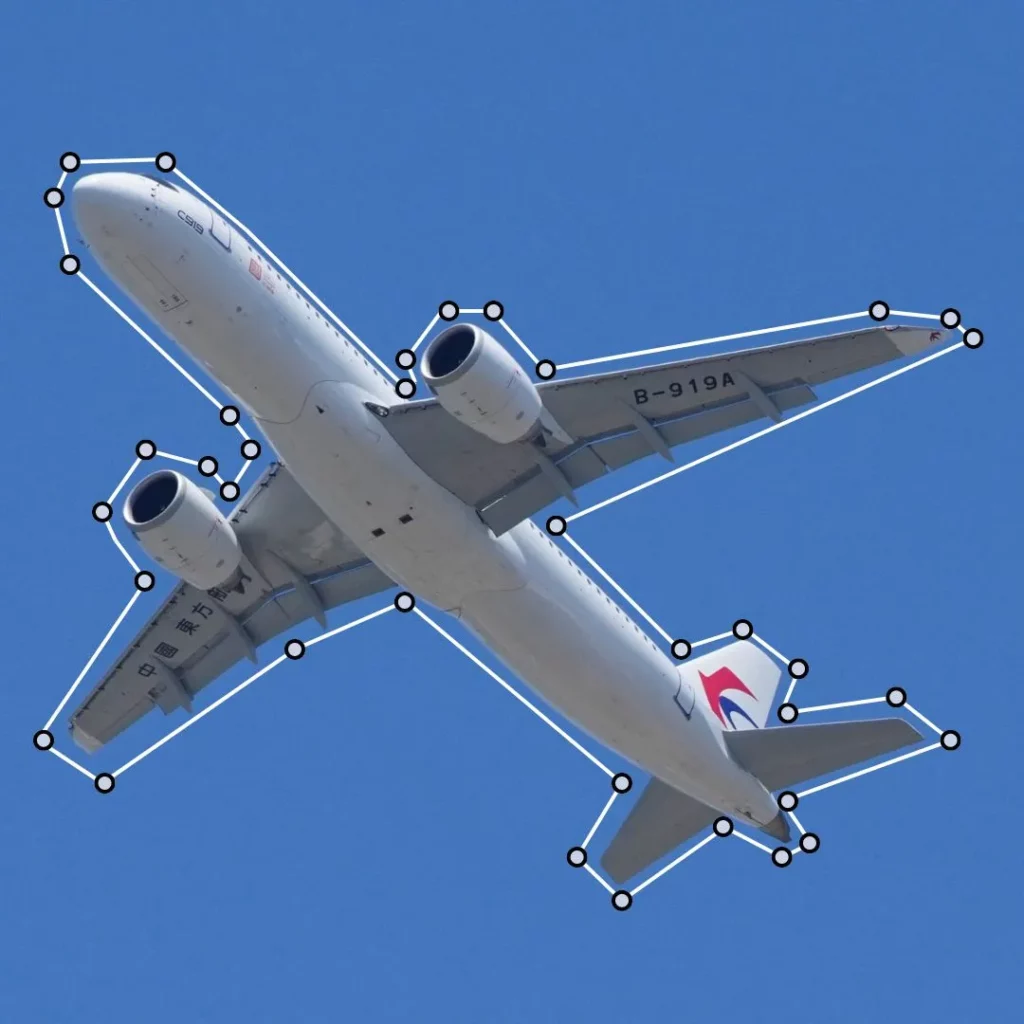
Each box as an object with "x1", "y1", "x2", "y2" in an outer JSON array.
[{"x1": 211, "y1": 213, "x2": 232, "y2": 250}]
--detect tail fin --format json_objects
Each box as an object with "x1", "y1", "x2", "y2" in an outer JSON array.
[
  {"x1": 723, "y1": 718, "x2": 924, "y2": 792},
  {"x1": 682, "y1": 640, "x2": 781, "y2": 730}
]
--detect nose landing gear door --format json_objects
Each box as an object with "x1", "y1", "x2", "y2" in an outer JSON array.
[{"x1": 211, "y1": 212, "x2": 231, "y2": 250}]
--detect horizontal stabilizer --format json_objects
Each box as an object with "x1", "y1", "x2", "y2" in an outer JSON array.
[
  {"x1": 723, "y1": 717, "x2": 924, "y2": 793},
  {"x1": 600, "y1": 778, "x2": 717, "y2": 884}
]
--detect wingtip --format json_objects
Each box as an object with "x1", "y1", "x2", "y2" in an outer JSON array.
[{"x1": 887, "y1": 325, "x2": 955, "y2": 357}]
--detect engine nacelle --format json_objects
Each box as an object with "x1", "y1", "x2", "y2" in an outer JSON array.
[
  {"x1": 421, "y1": 324, "x2": 545, "y2": 444},
  {"x1": 123, "y1": 470, "x2": 241, "y2": 590}
]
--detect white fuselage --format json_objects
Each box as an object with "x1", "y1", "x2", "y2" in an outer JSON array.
[{"x1": 71, "y1": 172, "x2": 780, "y2": 831}]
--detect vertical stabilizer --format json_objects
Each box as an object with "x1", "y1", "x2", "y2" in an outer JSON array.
[{"x1": 681, "y1": 640, "x2": 781, "y2": 730}]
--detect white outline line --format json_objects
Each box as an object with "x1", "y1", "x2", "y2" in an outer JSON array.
[
  {"x1": 461, "y1": 308, "x2": 484, "y2": 315},
  {"x1": 235, "y1": 459, "x2": 253, "y2": 484},
  {"x1": 733, "y1": 831, "x2": 773, "y2": 854},
  {"x1": 582, "y1": 792, "x2": 619, "y2": 849},
  {"x1": 558, "y1": 312, "x2": 868, "y2": 370},
  {"x1": 890, "y1": 310, "x2": 941, "y2": 321},
  {"x1": 497, "y1": 319, "x2": 539, "y2": 363},
  {"x1": 567, "y1": 341, "x2": 961, "y2": 522},
  {"x1": 798, "y1": 696, "x2": 887, "y2": 713},
  {"x1": 904, "y1": 703, "x2": 943, "y2": 736},
  {"x1": 57, "y1": 170, "x2": 68, "y2": 189},
  {"x1": 411, "y1": 312, "x2": 440, "y2": 353},
  {"x1": 54, "y1": 208, "x2": 69, "y2": 254},
  {"x1": 751, "y1": 633, "x2": 789, "y2": 664},
  {"x1": 113, "y1": 655, "x2": 288, "y2": 776},
  {"x1": 80, "y1": 157, "x2": 156, "y2": 165},
  {"x1": 583, "y1": 862, "x2": 616, "y2": 895},
  {"x1": 783, "y1": 678, "x2": 799, "y2": 704},
  {"x1": 107, "y1": 458, "x2": 141, "y2": 503},
  {"x1": 44, "y1": 590, "x2": 142, "y2": 729},
  {"x1": 155, "y1": 451, "x2": 198, "y2": 466},
  {"x1": 49, "y1": 747, "x2": 96, "y2": 780},
  {"x1": 562, "y1": 535, "x2": 673, "y2": 643},
  {"x1": 78, "y1": 273, "x2": 225, "y2": 409},
  {"x1": 630, "y1": 833, "x2": 717, "y2": 895},
  {"x1": 105, "y1": 521, "x2": 139, "y2": 572},
  {"x1": 414, "y1": 608, "x2": 614, "y2": 776},
  {"x1": 787, "y1": 810, "x2": 807, "y2": 835},
  {"x1": 692, "y1": 631, "x2": 733, "y2": 649},
  {"x1": 797, "y1": 742, "x2": 941, "y2": 797},
  {"x1": 172, "y1": 169, "x2": 398, "y2": 383}
]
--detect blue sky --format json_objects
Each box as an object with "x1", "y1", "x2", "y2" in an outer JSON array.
[{"x1": 2, "y1": 2, "x2": 1020, "y2": 1021}]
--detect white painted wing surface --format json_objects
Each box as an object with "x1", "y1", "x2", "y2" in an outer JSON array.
[
  {"x1": 379, "y1": 325, "x2": 947, "y2": 534},
  {"x1": 69, "y1": 462, "x2": 394, "y2": 752}
]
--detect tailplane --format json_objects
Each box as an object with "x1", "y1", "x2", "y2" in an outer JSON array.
[{"x1": 723, "y1": 717, "x2": 924, "y2": 793}]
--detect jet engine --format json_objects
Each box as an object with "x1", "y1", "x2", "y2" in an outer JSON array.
[
  {"x1": 123, "y1": 470, "x2": 241, "y2": 590},
  {"x1": 421, "y1": 324, "x2": 551, "y2": 444}
]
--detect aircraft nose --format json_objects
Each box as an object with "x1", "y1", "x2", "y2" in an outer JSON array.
[{"x1": 72, "y1": 172, "x2": 150, "y2": 247}]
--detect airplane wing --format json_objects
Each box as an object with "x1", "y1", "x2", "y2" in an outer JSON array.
[
  {"x1": 69, "y1": 462, "x2": 394, "y2": 752},
  {"x1": 379, "y1": 325, "x2": 947, "y2": 534}
]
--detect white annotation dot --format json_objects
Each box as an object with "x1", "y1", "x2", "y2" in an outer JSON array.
[
  {"x1": 439, "y1": 301, "x2": 459, "y2": 321},
  {"x1": 788, "y1": 658, "x2": 808, "y2": 679},
  {"x1": 220, "y1": 405, "x2": 241, "y2": 426},
  {"x1": 394, "y1": 592, "x2": 415, "y2": 613},
  {"x1": 285, "y1": 639, "x2": 306, "y2": 660},
  {"x1": 60, "y1": 151, "x2": 81, "y2": 172},
  {"x1": 869, "y1": 300, "x2": 890, "y2": 321},
  {"x1": 566, "y1": 846, "x2": 587, "y2": 868},
  {"x1": 91, "y1": 501, "x2": 112, "y2": 523},
  {"x1": 535, "y1": 359, "x2": 556, "y2": 380},
  {"x1": 135, "y1": 439, "x2": 157, "y2": 460},
  {"x1": 713, "y1": 816, "x2": 733, "y2": 837},
  {"x1": 963, "y1": 328, "x2": 984, "y2": 349},
  {"x1": 778, "y1": 791, "x2": 799, "y2": 812},
  {"x1": 198, "y1": 456, "x2": 218, "y2": 477},
  {"x1": 44, "y1": 187, "x2": 64, "y2": 208},
  {"x1": 33, "y1": 729, "x2": 54, "y2": 751},
  {"x1": 732, "y1": 619, "x2": 753, "y2": 640},
  {"x1": 771, "y1": 847, "x2": 792, "y2": 867},
  {"x1": 483, "y1": 301, "x2": 504, "y2": 322},
  {"x1": 612, "y1": 772, "x2": 633, "y2": 794},
  {"x1": 94, "y1": 773, "x2": 115, "y2": 793},
  {"x1": 546, "y1": 515, "x2": 567, "y2": 537},
  {"x1": 671, "y1": 639, "x2": 692, "y2": 661},
  {"x1": 155, "y1": 151, "x2": 176, "y2": 172},
  {"x1": 241, "y1": 439, "x2": 262, "y2": 460},
  {"x1": 886, "y1": 686, "x2": 907, "y2": 707},
  {"x1": 778, "y1": 703, "x2": 799, "y2": 724},
  {"x1": 395, "y1": 349, "x2": 416, "y2": 370},
  {"x1": 800, "y1": 832, "x2": 820, "y2": 854},
  {"x1": 611, "y1": 890, "x2": 633, "y2": 911},
  {"x1": 60, "y1": 254, "x2": 80, "y2": 276},
  {"x1": 220, "y1": 481, "x2": 240, "y2": 502},
  {"x1": 941, "y1": 729, "x2": 961, "y2": 750},
  {"x1": 395, "y1": 378, "x2": 416, "y2": 399},
  {"x1": 134, "y1": 571, "x2": 155, "y2": 592},
  {"x1": 940, "y1": 307, "x2": 961, "y2": 328}
]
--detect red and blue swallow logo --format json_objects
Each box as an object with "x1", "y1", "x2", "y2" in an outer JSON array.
[{"x1": 700, "y1": 666, "x2": 758, "y2": 729}]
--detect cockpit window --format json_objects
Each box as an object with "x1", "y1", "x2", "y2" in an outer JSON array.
[{"x1": 142, "y1": 174, "x2": 179, "y2": 192}]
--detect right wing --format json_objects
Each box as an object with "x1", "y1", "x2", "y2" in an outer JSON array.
[
  {"x1": 69, "y1": 462, "x2": 394, "y2": 752},
  {"x1": 379, "y1": 325, "x2": 948, "y2": 535}
]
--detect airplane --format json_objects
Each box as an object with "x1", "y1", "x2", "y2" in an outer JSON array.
[{"x1": 65, "y1": 169, "x2": 934, "y2": 884}]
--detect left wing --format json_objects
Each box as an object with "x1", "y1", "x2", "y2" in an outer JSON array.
[
  {"x1": 379, "y1": 325, "x2": 948, "y2": 535},
  {"x1": 69, "y1": 463, "x2": 394, "y2": 752}
]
